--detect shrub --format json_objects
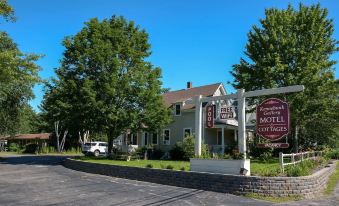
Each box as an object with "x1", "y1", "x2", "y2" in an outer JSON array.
[
  {"x1": 287, "y1": 164, "x2": 310, "y2": 177},
  {"x1": 182, "y1": 135, "x2": 195, "y2": 160},
  {"x1": 160, "y1": 164, "x2": 165, "y2": 169},
  {"x1": 23, "y1": 144, "x2": 38, "y2": 154},
  {"x1": 166, "y1": 165, "x2": 174, "y2": 170},
  {"x1": 150, "y1": 148, "x2": 164, "y2": 160},
  {"x1": 135, "y1": 146, "x2": 147, "y2": 158},
  {"x1": 249, "y1": 139, "x2": 274, "y2": 158},
  {"x1": 326, "y1": 149, "x2": 339, "y2": 160},
  {"x1": 315, "y1": 156, "x2": 326, "y2": 166},
  {"x1": 171, "y1": 135, "x2": 210, "y2": 160},
  {"x1": 145, "y1": 164, "x2": 153, "y2": 168},
  {"x1": 201, "y1": 141, "x2": 210, "y2": 158},
  {"x1": 259, "y1": 152, "x2": 272, "y2": 162},
  {"x1": 232, "y1": 152, "x2": 245, "y2": 160},
  {"x1": 169, "y1": 142, "x2": 185, "y2": 160},
  {"x1": 285, "y1": 159, "x2": 323, "y2": 177},
  {"x1": 8, "y1": 143, "x2": 20, "y2": 152}
]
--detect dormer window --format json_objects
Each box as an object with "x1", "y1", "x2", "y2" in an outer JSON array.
[{"x1": 175, "y1": 104, "x2": 181, "y2": 116}]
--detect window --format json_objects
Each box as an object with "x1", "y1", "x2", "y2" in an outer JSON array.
[
  {"x1": 132, "y1": 134, "x2": 137, "y2": 145},
  {"x1": 144, "y1": 132, "x2": 148, "y2": 146},
  {"x1": 183, "y1": 128, "x2": 192, "y2": 138},
  {"x1": 174, "y1": 104, "x2": 181, "y2": 116},
  {"x1": 163, "y1": 129, "x2": 170, "y2": 145},
  {"x1": 99, "y1": 143, "x2": 108, "y2": 147},
  {"x1": 128, "y1": 134, "x2": 137, "y2": 145},
  {"x1": 152, "y1": 133, "x2": 158, "y2": 145},
  {"x1": 85, "y1": 143, "x2": 96, "y2": 146}
]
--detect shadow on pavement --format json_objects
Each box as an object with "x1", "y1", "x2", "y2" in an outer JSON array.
[{"x1": 0, "y1": 155, "x2": 74, "y2": 166}]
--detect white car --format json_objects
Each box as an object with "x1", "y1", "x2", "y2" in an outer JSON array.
[{"x1": 82, "y1": 141, "x2": 108, "y2": 157}]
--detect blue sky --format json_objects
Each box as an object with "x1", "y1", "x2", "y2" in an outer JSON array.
[{"x1": 3, "y1": 0, "x2": 339, "y2": 111}]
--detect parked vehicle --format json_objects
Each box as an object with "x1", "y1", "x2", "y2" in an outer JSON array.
[{"x1": 82, "y1": 141, "x2": 108, "y2": 157}]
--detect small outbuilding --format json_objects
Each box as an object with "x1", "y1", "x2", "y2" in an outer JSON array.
[{"x1": 0, "y1": 133, "x2": 52, "y2": 149}]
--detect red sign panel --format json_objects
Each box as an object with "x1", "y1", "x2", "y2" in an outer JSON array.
[
  {"x1": 256, "y1": 98, "x2": 289, "y2": 141},
  {"x1": 206, "y1": 105, "x2": 214, "y2": 128},
  {"x1": 257, "y1": 143, "x2": 289, "y2": 148}
]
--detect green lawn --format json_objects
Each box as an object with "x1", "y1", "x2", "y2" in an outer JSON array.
[
  {"x1": 0, "y1": 151, "x2": 21, "y2": 156},
  {"x1": 244, "y1": 193, "x2": 302, "y2": 203},
  {"x1": 76, "y1": 156, "x2": 282, "y2": 175},
  {"x1": 251, "y1": 159, "x2": 282, "y2": 176},
  {"x1": 76, "y1": 156, "x2": 190, "y2": 171},
  {"x1": 324, "y1": 161, "x2": 339, "y2": 195},
  {"x1": 74, "y1": 156, "x2": 327, "y2": 177}
]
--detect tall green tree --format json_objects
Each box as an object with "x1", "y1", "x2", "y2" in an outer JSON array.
[
  {"x1": 0, "y1": 0, "x2": 15, "y2": 22},
  {"x1": 231, "y1": 4, "x2": 339, "y2": 150},
  {"x1": 16, "y1": 104, "x2": 41, "y2": 134},
  {"x1": 0, "y1": 1, "x2": 41, "y2": 135},
  {"x1": 42, "y1": 16, "x2": 171, "y2": 152}
]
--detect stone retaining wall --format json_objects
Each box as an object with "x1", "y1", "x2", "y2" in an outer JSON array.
[{"x1": 63, "y1": 159, "x2": 336, "y2": 198}]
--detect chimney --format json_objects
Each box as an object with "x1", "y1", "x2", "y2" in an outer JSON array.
[{"x1": 187, "y1": 81, "x2": 192, "y2": 89}]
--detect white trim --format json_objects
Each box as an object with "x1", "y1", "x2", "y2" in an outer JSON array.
[
  {"x1": 163, "y1": 129, "x2": 170, "y2": 145},
  {"x1": 174, "y1": 103, "x2": 181, "y2": 116},
  {"x1": 183, "y1": 128, "x2": 192, "y2": 138},
  {"x1": 213, "y1": 83, "x2": 226, "y2": 96}
]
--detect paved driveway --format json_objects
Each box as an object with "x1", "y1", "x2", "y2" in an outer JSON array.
[{"x1": 0, "y1": 155, "x2": 337, "y2": 206}]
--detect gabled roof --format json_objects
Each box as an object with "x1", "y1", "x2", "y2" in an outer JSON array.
[{"x1": 162, "y1": 83, "x2": 223, "y2": 109}]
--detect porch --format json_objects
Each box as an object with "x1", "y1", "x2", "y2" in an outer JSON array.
[{"x1": 204, "y1": 123, "x2": 238, "y2": 154}]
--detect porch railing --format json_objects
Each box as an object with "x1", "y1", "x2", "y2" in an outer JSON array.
[{"x1": 279, "y1": 151, "x2": 323, "y2": 173}]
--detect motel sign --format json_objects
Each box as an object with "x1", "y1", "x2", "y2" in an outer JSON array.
[{"x1": 256, "y1": 98, "x2": 289, "y2": 141}]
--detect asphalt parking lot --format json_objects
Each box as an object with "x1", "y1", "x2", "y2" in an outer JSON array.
[{"x1": 0, "y1": 155, "x2": 337, "y2": 206}]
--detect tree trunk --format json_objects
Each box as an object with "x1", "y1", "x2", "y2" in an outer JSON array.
[
  {"x1": 54, "y1": 121, "x2": 68, "y2": 152},
  {"x1": 78, "y1": 130, "x2": 89, "y2": 145},
  {"x1": 108, "y1": 130, "x2": 114, "y2": 155},
  {"x1": 54, "y1": 121, "x2": 61, "y2": 152},
  {"x1": 60, "y1": 130, "x2": 68, "y2": 152}
]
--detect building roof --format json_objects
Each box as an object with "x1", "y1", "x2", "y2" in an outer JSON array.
[
  {"x1": 162, "y1": 83, "x2": 223, "y2": 109},
  {"x1": 0, "y1": 133, "x2": 51, "y2": 140}
]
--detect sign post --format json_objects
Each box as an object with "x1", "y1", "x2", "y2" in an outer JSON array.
[{"x1": 186, "y1": 85, "x2": 304, "y2": 175}]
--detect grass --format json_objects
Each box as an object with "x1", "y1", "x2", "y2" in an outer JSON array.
[
  {"x1": 75, "y1": 156, "x2": 329, "y2": 177},
  {"x1": 244, "y1": 193, "x2": 302, "y2": 203},
  {"x1": 0, "y1": 151, "x2": 21, "y2": 155},
  {"x1": 324, "y1": 161, "x2": 339, "y2": 195},
  {"x1": 251, "y1": 157, "x2": 329, "y2": 177},
  {"x1": 250, "y1": 158, "x2": 282, "y2": 176},
  {"x1": 75, "y1": 156, "x2": 190, "y2": 171}
]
